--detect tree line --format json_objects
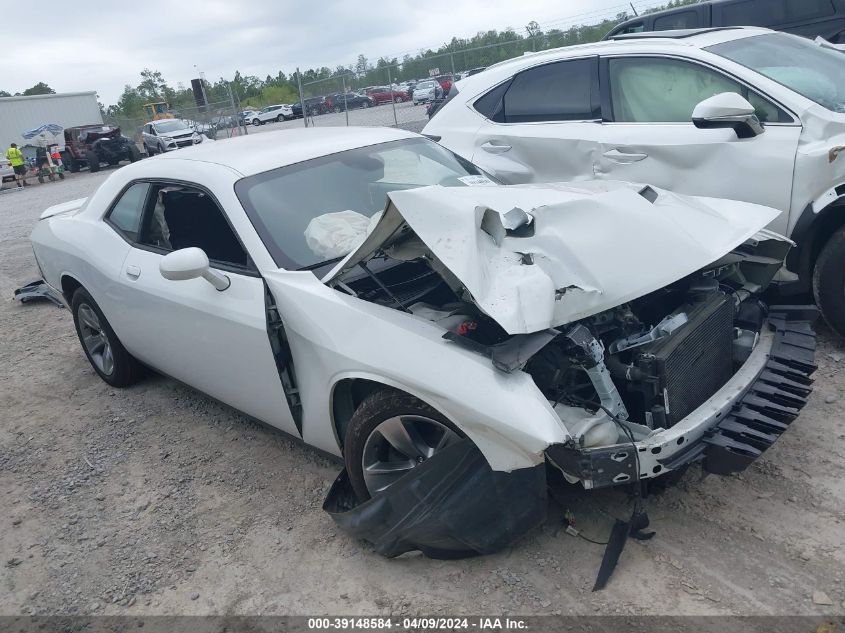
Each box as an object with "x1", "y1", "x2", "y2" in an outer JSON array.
[{"x1": 3, "y1": 0, "x2": 696, "y2": 123}]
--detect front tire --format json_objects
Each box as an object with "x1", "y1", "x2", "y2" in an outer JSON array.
[
  {"x1": 128, "y1": 145, "x2": 141, "y2": 162},
  {"x1": 252, "y1": 118, "x2": 260, "y2": 126},
  {"x1": 343, "y1": 390, "x2": 464, "y2": 501},
  {"x1": 813, "y1": 226, "x2": 845, "y2": 338},
  {"x1": 71, "y1": 288, "x2": 142, "y2": 387}
]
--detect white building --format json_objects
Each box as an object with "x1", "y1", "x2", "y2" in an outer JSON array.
[{"x1": 0, "y1": 92, "x2": 102, "y2": 149}]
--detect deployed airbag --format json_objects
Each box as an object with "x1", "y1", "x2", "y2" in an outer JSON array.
[{"x1": 323, "y1": 439, "x2": 547, "y2": 558}]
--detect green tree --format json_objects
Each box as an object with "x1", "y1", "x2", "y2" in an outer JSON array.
[{"x1": 22, "y1": 82, "x2": 55, "y2": 96}]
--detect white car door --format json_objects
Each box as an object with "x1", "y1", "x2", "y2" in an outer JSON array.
[
  {"x1": 105, "y1": 180, "x2": 300, "y2": 437},
  {"x1": 593, "y1": 55, "x2": 801, "y2": 234},
  {"x1": 468, "y1": 57, "x2": 605, "y2": 184}
]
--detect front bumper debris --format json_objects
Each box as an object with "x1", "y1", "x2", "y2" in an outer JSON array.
[
  {"x1": 547, "y1": 306, "x2": 817, "y2": 487},
  {"x1": 323, "y1": 438, "x2": 547, "y2": 559},
  {"x1": 14, "y1": 279, "x2": 65, "y2": 308},
  {"x1": 701, "y1": 306, "x2": 817, "y2": 475}
]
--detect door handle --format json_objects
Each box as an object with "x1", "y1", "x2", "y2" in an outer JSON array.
[
  {"x1": 480, "y1": 141, "x2": 512, "y2": 154},
  {"x1": 125, "y1": 265, "x2": 141, "y2": 279},
  {"x1": 603, "y1": 148, "x2": 648, "y2": 163}
]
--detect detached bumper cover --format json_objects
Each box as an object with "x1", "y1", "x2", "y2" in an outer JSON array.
[
  {"x1": 323, "y1": 438, "x2": 547, "y2": 559},
  {"x1": 701, "y1": 307, "x2": 817, "y2": 475}
]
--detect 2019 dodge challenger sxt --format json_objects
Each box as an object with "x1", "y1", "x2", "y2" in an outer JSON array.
[{"x1": 29, "y1": 127, "x2": 816, "y2": 557}]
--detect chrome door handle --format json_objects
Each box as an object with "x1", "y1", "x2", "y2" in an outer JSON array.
[
  {"x1": 126, "y1": 265, "x2": 141, "y2": 279},
  {"x1": 480, "y1": 141, "x2": 512, "y2": 154},
  {"x1": 603, "y1": 148, "x2": 648, "y2": 163}
]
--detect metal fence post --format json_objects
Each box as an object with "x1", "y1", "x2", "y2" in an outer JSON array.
[
  {"x1": 450, "y1": 52, "x2": 456, "y2": 76},
  {"x1": 296, "y1": 68, "x2": 307, "y2": 128},
  {"x1": 387, "y1": 65, "x2": 398, "y2": 127},
  {"x1": 228, "y1": 83, "x2": 246, "y2": 136},
  {"x1": 342, "y1": 75, "x2": 349, "y2": 126}
]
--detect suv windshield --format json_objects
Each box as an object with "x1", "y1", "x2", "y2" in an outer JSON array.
[
  {"x1": 235, "y1": 137, "x2": 492, "y2": 270},
  {"x1": 154, "y1": 120, "x2": 189, "y2": 133},
  {"x1": 707, "y1": 33, "x2": 845, "y2": 112}
]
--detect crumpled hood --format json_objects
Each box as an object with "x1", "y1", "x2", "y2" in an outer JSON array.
[{"x1": 325, "y1": 181, "x2": 782, "y2": 335}]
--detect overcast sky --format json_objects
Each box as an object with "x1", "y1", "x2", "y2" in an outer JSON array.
[{"x1": 2, "y1": 0, "x2": 653, "y2": 106}]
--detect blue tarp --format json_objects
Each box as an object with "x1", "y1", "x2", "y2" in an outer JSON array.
[{"x1": 22, "y1": 124, "x2": 64, "y2": 140}]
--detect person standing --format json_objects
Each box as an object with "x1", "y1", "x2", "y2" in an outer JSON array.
[{"x1": 6, "y1": 143, "x2": 28, "y2": 187}]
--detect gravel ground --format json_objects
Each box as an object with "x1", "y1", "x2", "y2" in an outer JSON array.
[{"x1": 1, "y1": 166, "x2": 844, "y2": 618}]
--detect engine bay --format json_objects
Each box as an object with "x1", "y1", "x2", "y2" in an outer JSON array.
[{"x1": 333, "y1": 232, "x2": 790, "y2": 449}]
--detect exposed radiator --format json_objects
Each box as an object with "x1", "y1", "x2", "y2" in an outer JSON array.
[{"x1": 637, "y1": 293, "x2": 735, "y2": 426}]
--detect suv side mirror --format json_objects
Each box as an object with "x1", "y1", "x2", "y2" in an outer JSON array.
[
  {"x1": 159, "y1": 247, "x2": 230, "y2": 291},
  {"x1": 692, "y1": 92, "x2": 764, "y2": 139}
]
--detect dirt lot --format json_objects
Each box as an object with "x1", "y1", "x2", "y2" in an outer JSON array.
[{"x1": 1, "y1": 166, "x2": 844, "y2": 618}]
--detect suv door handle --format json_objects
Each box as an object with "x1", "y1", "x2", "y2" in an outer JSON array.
[
  {"x1": 603, "y1": 149, "x2": 648, "y2": 163},
  {"x1": 125, "y1": 265, "x2": 141, "y2": 279},
  {"x1": 480, "y1": 141, "x2": 512, "y2": 154}
]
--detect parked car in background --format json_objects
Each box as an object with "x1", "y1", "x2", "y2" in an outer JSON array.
[
  {"x1": 605, "y1": 0, "x2": 845, "y2": 42},
  {"x1": 211, "y1": 115, "x2": 238, "y2": 129},
  {"x1": 0, "y1": 155, "x2": 15, "y2": 187},
  {"x1": 435, "y1": 74, "x2": 455, "y2": 93},
  {"x1": 250, "y1": 104, "x2": 293, "y2": 125},
  {"x1": 63, "y1": 125, "x2": 142, "y2": 172},
  {"x1": 365, "y1": 86, "x2": 411, "y2": 104},
  {"x1": 240, "y1": 110, "x2": 258, "y2": 124},
  {"x1": 29, "y1": 127, "x2": 815, "y2": 557},
  {"x1": 412, "y1": 80, "x2": 438, "y2": 104},
  {"x1": 425, "y1": 27, "x2": 845, "y2": 336},
  {"x1": 142, "y1": 119, "x2": 205, "y2": 155},
  {"x1": 464, "y1": 66, "x2": 486, "y2": 77},
  {"x1": 292, "y1": 97, "x2": 330, "y2": 118},
  {"x1": 326, "y1": 92, "x2": 376, "y2": 112}
]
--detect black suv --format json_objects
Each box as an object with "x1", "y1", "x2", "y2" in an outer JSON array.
[
  {"x1": 325, "y1": 92, "x2": 376, "y2": 112},
  {"x1": 605, "y1": 0, "x2": 845, "y2": 42}
]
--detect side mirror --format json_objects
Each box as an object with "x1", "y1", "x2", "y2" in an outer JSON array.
[
  {"x1": 159, "y1": 247, "x2": 230, "y2": 291},
  {"x1": 692, "y1": 92, "x2": 764, "y2": 139}
]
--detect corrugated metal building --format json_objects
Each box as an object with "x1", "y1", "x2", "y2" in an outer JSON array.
[{"x1": 0, "y1": 92, "x2": 102, "y2": 149}]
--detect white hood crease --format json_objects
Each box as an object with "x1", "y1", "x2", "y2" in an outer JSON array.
[{"x1": 325, "y1": 181, "x2": 783, "y2": 335}]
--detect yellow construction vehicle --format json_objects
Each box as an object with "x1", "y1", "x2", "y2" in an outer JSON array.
[{"x1": 143, "y1": 102, "x2": 174, "y2": 120}]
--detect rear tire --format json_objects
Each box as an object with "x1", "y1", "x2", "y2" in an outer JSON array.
[
  {"x1": 85, "y1": 150, "x2": 100, "y2": 172},
  {"x1": 128, "y1": 145, "x2": 141, "y2": 162},
  {"x1": 343, "y1": 390, "x2": 464, "y2": 502},
  {"x1": 71, "y1": 287, "x2": 143, "y2": 387},
  {"x1": 813, "y1": 226, "x2": 845, "y2": 338},
  {"x1": 63, "y1": 152, "x2": 80, "y2": 173},
  {"x1": 276, "y1": 114, "x2": 284, "y2": 122}
]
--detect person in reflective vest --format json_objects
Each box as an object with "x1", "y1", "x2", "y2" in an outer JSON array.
[{"x1": 5, "y1": 143, "x2": 28, "y2": 187}]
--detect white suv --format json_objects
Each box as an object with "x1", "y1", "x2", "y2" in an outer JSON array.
[
  {"x1": 425, "y1": 27, "x2": 845, "y2": 336},
  {"x1": 249, "y1": 104, "x2": 293, "y2": 125}
]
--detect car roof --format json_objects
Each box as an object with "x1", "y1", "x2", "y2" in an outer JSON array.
[
  {"x1": 460, "y1": 26, "x2": 772, "y2": 89},
  {"x1": 155, "y1": 126, "x2": 419, "y2": 177}
]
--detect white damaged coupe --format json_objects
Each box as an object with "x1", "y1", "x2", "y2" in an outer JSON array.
[{"x1": 30, "y1": 127, "x2": 817, "y2": 558}]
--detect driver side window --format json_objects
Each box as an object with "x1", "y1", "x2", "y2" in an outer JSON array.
[
  {"x1": 136, "y1": 183, "x2": 251, "y2": 269},
  {"x1": 608, "y1": 57, "x2": 790, "y2": 123}
]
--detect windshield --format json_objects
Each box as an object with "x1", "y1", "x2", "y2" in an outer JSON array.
[
  {"x1": 235, "y1": 137, "x2": 493, "y2": 270},
  {"x1": 418, "y1": 81, "x2": 435, "y2": 89},
  {"x1": 154, "y1": 120, "x2": 189, "y2": 133},
  {"x1": 707, "y1": 33, "x2": 845, "y2": 113}
]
